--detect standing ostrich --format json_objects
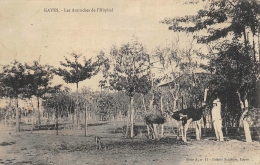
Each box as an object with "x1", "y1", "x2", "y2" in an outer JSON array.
[
  {"x1": 166, "y1": 107, "x2": 206, "y2": 142},
  {"x1": 144, "y1": 114, "x2": 166, "y2": 139},
  {"x1": 166, "y1": 88, "x2": 208, "y2": 142}
]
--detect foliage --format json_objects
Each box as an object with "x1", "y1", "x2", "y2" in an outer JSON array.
[
  {"x1": 42, "y1": 89, "x2": 74, "y2": 117},
  {"x1": 175, "y1": 73, "x2": 211, "y2": 109},
  {"x1": 23, "y1": 61, "x2": 61, "y2": 99},
  {"x1": 104, "y1": 40, "x2": 151, "y2": 97},
  {"x1": 162, "y1": 0, "x2": 260, "y2": 43},
  {"x1": 0, "y1": 61, "x2": 34, "y2": 131},
  {"x1": 161, "y1": 0, "x2": 260, "y2": 128},
  {"x1": 55, "y1": 53, "x2": 100, "y2": 85},
  {"x1": 54, "y1": 53, "x2": 101, "y2": 129},
  {"x1": 0, "y1": 61, "x2": 30, "y2": 98}
]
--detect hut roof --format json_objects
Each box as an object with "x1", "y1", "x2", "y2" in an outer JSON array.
[
  {"x1": 157, "y1": 80, "x2": 175, "y2": 88},
  {"x1": 157, "y1": 73, "x2": 211, "y2": 88}
]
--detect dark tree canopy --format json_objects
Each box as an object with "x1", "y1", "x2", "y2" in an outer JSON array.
[
  {"x1": 23, "y1": 61, "x2": 61, "y2": 99},
  {"x1": 162, "y1": 0, "x2": 260, "y2": 43},
  {"x1": 0, "y1": 61, "x2": 30, "y2": 98}
]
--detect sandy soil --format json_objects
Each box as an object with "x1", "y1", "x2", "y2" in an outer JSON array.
[{"x1": 0, "y1": 122, "x2": 259, "y2": 165}]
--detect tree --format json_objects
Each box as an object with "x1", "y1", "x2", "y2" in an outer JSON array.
[
  {"x1": 207, "y1": 41, "x2": 256, "y2": 139},
  {"x1": 97, "y1": 95, "x2": 114, "y2": 121},
  {"x1": 42, "y1": 87, "x2": 73, "y2": 120},
  {"x1": 80, "y1": 86, "x2": 95, "y2": 136},
  {"x1": 152, "y1": 34, "x2": 209, "y2": 140},
  {"x1": 55, "y1": 53, "x2": 100, "y2": 129},
  {"x1": 162, "y1": 0, "x2": 260, "y2": 75},
  {"x1": 24, "y1": 60, "x2": 60, "y2": 126},
  {"x1": 136, "y1": 75, "x2": 152, "y2": 114},
  {"x1": 162, "y1": 0, "x2": 260, "y2": 142},
  {"x1": 42, "y1": 89, "x2": 70, "y2": 135},
  {"x1": 0, "y1": 61, "x2": 31, "y2": 132},
  {"x1": 154, "y1": 35, "x2": 204, "y2": 122},
  {"x1": 162, "y1": 0, "x2": 260, "y2": 44},
  {"x1": 102, "y1": 40, "x2": 151, "y2": 138}
]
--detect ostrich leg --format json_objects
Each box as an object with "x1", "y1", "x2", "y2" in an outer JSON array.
[
  {"x1": 183, "y1": 119, "x2": 192, "y2": 142},
  {"x1": 153, "y1": 124, "x2": 158, "y2": 139},
  {"x1": 147, "y1": 124, "x2": 154, "y2": 139}
]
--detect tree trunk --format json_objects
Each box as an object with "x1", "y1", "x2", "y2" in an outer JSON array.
[
  {"x1": 243, "y1": 119, "x2": 252, "y2": 142},
  {"x1": 37, "y1": 97, "x2": 41, "y2": 126},
  {"x1": 210, "y1": 110, "x2": 213, "y2": 130},
  {"x1": 76, "y1": 82, "x2": 79, "y2": 130},
  {"x1": 56, "y1": 107, "x2": 58, "y2": 135},
  {"x1": 150, "y1": 94, "x2": 154, "y2": 112},
  {"x1": 253, "y1": 34, "x2": 256, "y2": 64},
  {"x1": 258, "y1": 25, "x2": 260, "y2": 62},
  {"x1": 224, "y1": 102, "x2": 228, "y2": 135},
  {"x1": 242, "y1": 99, "x2": 252, "y2": 142},
  {"x1": 85, "y1": 104, "x2": 88, "y2": 137},
  {"x1": 15, "y1": 98, "x2": 20, "y2": 132},
  {"x1": 141, "y1": 94, "x2": 150, "y2": 136},
  {"x1": 4, "y1": 115, "x2": 7, "y2": 127},
  {"x1": 237, "y1": 91, "x2": 252, "y2": 142},
  {"x1": 243, "y1": 26, "x2": 247, "y2": 48},
  {"x1": 173, "y1": 95, "x2": 180, "y2": 135},
  {"x1": 141, "y1": 94, "x2": 147, "y2": 113},
  {"x1": 73, "y1": 110, "x2": 76, "y2": 129},
  {"x1": 130, "y1": 97, "x2": 135, "y2": 138},
  {"x1": 160, "y1": 95, "x2": 164, "y2": 137},
  {"x1": 30, "y1": 111, "x2": 34, "y2": 133},
  {"x1": 125, "y1": 105, "x2": 130, "y2": 138}
]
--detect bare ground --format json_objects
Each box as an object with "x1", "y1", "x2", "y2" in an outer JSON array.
[{"x1": 0, "y1": 121, "x2": 259, "y2": 165}]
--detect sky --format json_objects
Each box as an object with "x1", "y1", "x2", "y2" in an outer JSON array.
[{"x1": 0, "y1": 0, "x2": 207, "y2": 92}]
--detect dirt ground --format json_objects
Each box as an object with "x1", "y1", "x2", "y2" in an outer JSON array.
[{"x1": 0, "y1": 121, "x2": 259, "y2": 165}]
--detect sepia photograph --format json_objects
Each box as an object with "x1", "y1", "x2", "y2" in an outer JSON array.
[{"x1": 0, "y1": 0, "x2": 259, "y2": 164}]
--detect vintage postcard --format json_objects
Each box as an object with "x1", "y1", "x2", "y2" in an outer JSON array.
[{"x1": 0, "y1": 0, "x2": 259, "y2": 165}]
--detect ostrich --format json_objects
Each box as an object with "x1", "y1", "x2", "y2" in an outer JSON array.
[
  {"x1": 166, "y1": 107, "x2": 206, "y2": 142},
  {"x1": 144, "y1": 113, "x2": 166, "y2": 139}
]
